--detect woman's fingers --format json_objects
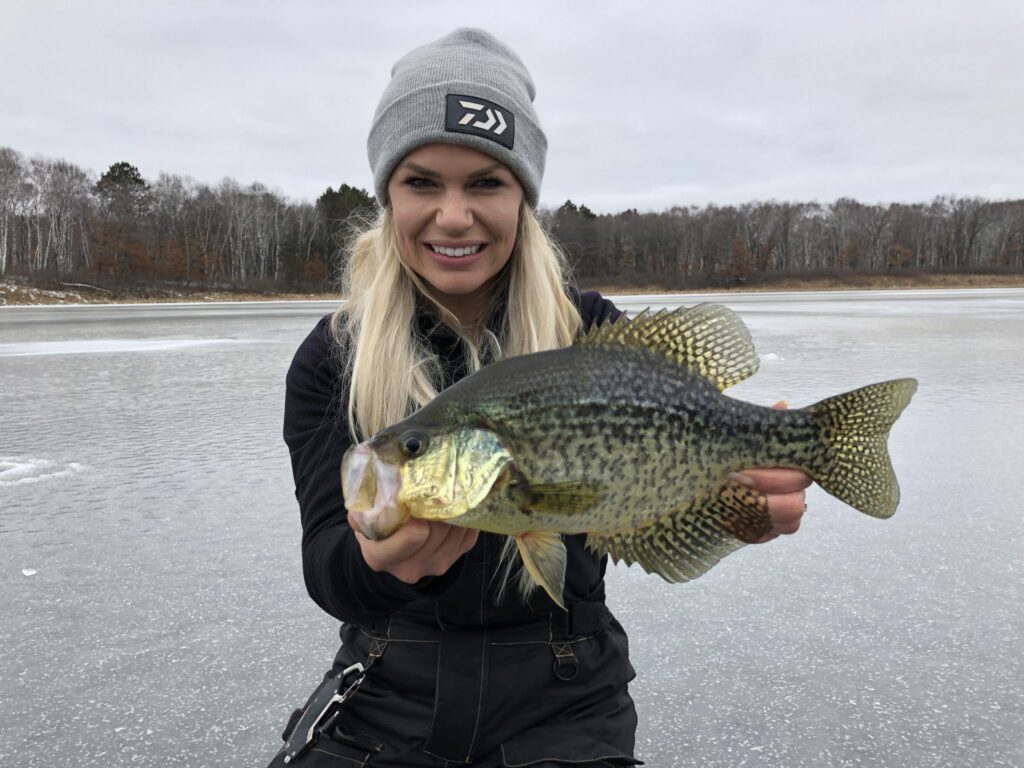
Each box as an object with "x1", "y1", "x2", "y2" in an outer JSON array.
[
  {"x1": 764, "y1": 488, "x2": 806, "y2": 532},
  {"x1": 395, "y1": 522, "x2": 479, "y2": 581},
  {"x1": 736, "y1": 467, "x2": 812, "y2": 495},
  {"x1": 753, "y1": 486, "x2": 807, "y2": 544},
  {"x1": 730, "y1": 466, "x2": 811, "y2": 545},
  {"x1": 347, "y1": 513, "x2": 477, "y2": 583},
  {"x1": 421, "y1": 526, "x2": 479, "y2": 577},
  {"x1": 348, "y1": 513, "x2": 427, "y2": 574}
]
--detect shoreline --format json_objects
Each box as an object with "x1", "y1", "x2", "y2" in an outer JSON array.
[{"x1": 3, "y1": 273, "x2": 1024, "y2": 306}]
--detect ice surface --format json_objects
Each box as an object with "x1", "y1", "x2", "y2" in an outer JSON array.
[
  {"x1": 0, "y1": 338, "x2": 250, "y2": 357},
  {"x1": 0, "y1": 292, "x2": 1021, "y2": 767},
  {"x1": 0, "y1": 457, "x2": 88, "y2": 486}
]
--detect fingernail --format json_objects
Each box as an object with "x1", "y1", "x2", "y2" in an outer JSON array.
[{"x1": 728, "y1": 471, "x2": 756, "y2": 488}]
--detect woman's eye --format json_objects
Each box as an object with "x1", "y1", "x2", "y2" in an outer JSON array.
[
  {"x1": 403, "y1": 177, "x2": 435, "y2": 189},
  {"x1": 473, "y1": 177, "x2": 504, "y2": 189}
]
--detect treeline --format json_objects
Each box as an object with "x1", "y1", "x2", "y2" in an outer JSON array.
[
  {"x1": 547, "y1": 198, "x2": 1024, "y2": 289},
  {"x1": 0, "y1": 147, "x2": 376, "y2": 292},
  {"x1": 2, "y1": 145, "x2": 1023, "y2": 294}
]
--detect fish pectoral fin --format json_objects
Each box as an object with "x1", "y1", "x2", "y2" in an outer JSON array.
[
  {"x1": 518, "y1": 480, "x2": 602, "y2": 515},
  {"x1": 515, "y1": 531, "x2": 568, "y2": 610},
  {"x1": 586, "y1": 479, "x2": 771, "y2": 583}
]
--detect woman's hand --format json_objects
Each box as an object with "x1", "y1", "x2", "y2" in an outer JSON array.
[
  {"x1": 348, "y1": 513, "x2": 479, "y2": 584},
  {"x1": 734, "y1": 467, "x2": 812, "y2": 543},
  {"x1": 735, "y1": 400, "x2": 813, "y2": 544}
]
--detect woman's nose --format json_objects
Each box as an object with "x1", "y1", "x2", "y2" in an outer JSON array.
[{"x1": 435, "y1": 193, "x2": 473, "y2": 230}]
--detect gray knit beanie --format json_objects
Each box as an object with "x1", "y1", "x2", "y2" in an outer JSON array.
[{"x1": 368, "y1": 28, "x2": 547, "y2": 208}]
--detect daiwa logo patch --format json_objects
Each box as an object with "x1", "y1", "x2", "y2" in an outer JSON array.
[{"x1": 445, "y1": 94, "x2": 514, "y2": 149}]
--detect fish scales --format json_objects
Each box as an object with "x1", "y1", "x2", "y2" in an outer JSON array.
[
  {"x1": 342, "y1": 305, "x2": 917, "y2": 608},
  {"x1": 427, "y1": 348, "x2": 753, "y2": 531}
]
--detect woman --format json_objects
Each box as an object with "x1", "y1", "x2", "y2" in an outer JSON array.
[{"x1": 273, "y1": 28, "x2": 809, "y2": 767}]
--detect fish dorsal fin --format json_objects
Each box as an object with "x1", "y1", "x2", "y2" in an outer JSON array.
[{"x1": 577, "y1": 304, "x2": 760, "y2": 391}]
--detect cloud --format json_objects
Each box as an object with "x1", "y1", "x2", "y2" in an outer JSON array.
[{"x1": 1, "y1": 0, "x2": 1021, "y2": 211}]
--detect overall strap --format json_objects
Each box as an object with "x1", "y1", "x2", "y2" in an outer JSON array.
[{"x1": 423, "y1": 625, "x2": 489, "y2": 763}]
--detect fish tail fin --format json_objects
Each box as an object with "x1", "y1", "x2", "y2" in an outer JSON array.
[{"x1": 805, "y1": 378, "x2": 918, "y2": 518}]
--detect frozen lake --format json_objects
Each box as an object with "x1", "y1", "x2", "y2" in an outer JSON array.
[{"x1": 1, "y1": 289, "x2": 1021, "y2": 767}]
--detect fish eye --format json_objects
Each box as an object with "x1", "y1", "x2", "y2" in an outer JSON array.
[{"x1": 398, "y1": 430, "x2": 429, "y2": 458}]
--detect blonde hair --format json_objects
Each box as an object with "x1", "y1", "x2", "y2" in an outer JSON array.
[{"x1": 331, "y1": 206, "x2": 582, "y2": 441}]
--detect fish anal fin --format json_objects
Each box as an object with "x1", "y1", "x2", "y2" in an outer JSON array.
[
  {"x1": 586, "y1": 478, "x2": 771, "y2": 582},
  {"x1": 515, "y1": 531, "x2": 567, "y2": 610},
  {"x1": 577, "y1": 304, "x2": 760, "y2": 391},
  {"x1": 715, "y1": 478, "x2": 773, "y2": 544}
]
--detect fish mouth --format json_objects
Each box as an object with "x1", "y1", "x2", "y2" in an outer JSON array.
[{"x1": 341, "y1": 442, "x2": 407, "y2": 540}]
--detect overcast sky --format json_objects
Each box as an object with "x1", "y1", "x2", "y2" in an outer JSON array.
[{"x1": 2, "y1": 1, "x2": 1021, "y2": 213}]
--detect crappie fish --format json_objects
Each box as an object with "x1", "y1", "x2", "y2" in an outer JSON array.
[{"x1": 343, "y1": 304, "x2": 917, "y2": 608}]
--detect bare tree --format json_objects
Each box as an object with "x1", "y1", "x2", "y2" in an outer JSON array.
[{"x1": 0, "y1": 147, "x2": 30, "y2": 275}]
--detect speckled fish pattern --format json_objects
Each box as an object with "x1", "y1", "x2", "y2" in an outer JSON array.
[{"x1": 351, "y1": 305, "x2": 918, "y2": 605}]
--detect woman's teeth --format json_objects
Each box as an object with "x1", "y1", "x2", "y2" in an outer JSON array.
[{"x1": 430, "y1": 244, "x2": 482, "y2": 258}]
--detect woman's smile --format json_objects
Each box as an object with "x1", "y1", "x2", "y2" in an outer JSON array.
[{"x1": 423, "y1": 241, "x2": 487, "y2": 266}]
